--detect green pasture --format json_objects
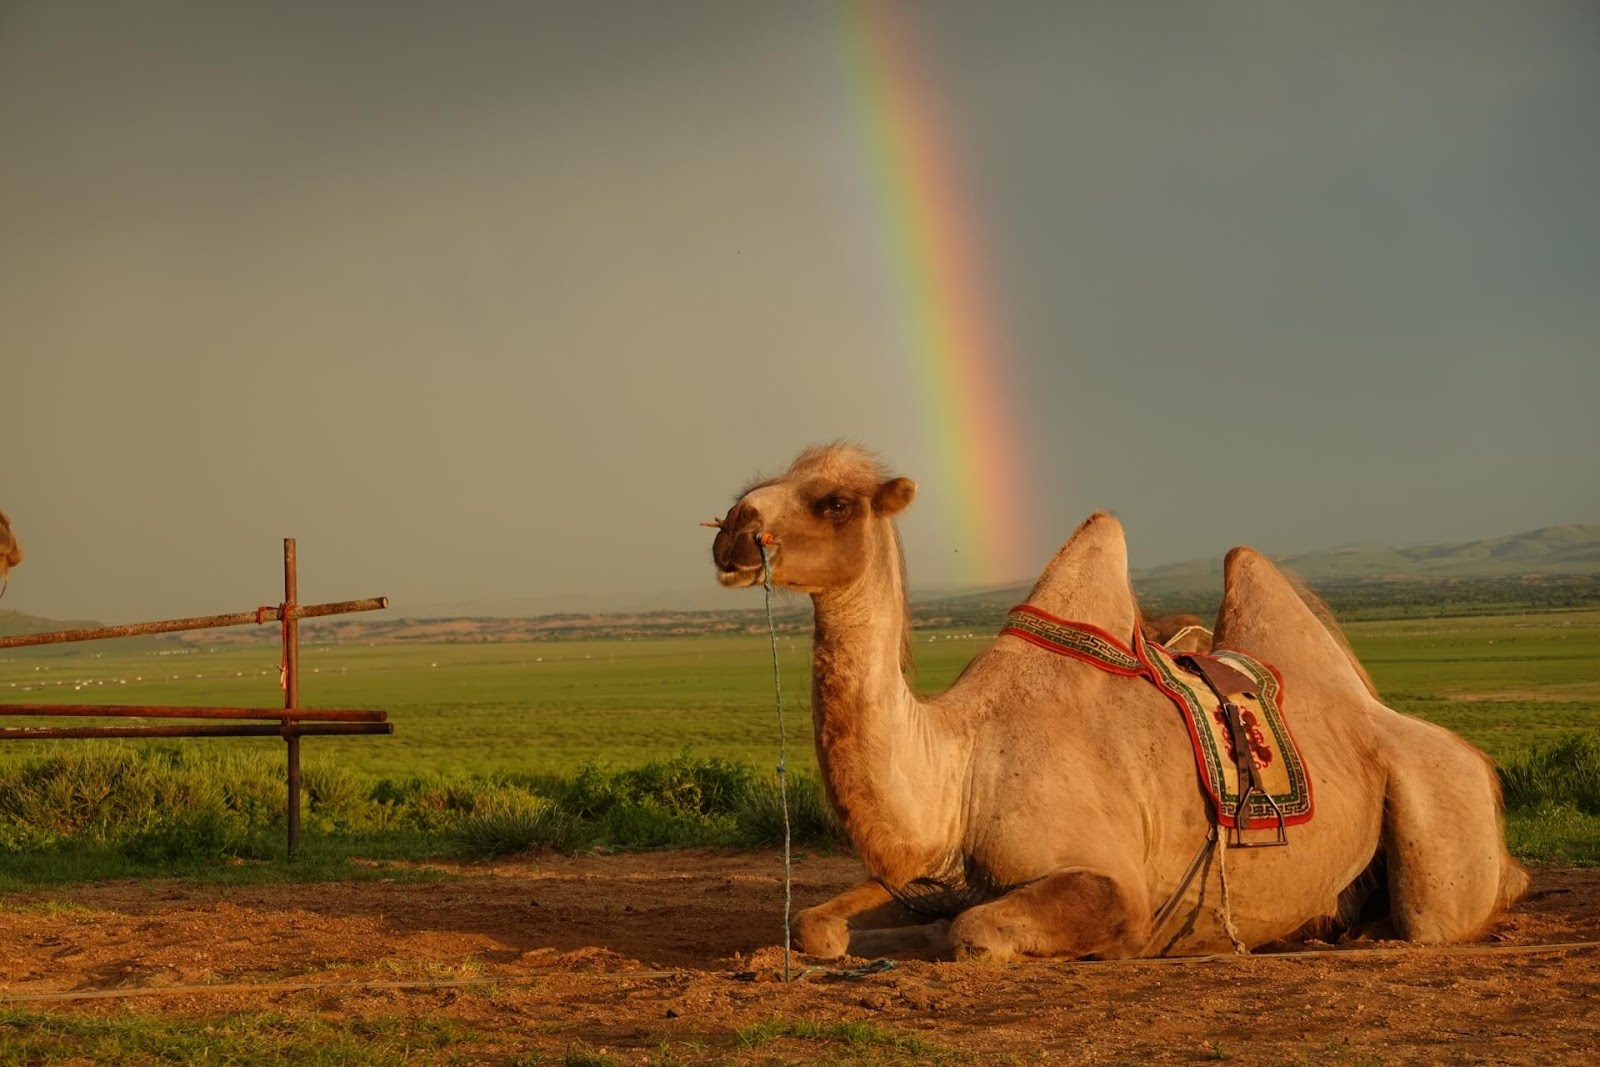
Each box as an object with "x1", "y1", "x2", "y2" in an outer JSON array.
[
  {"x1": 1342, "y1": 610, "x2": 1600, "y2": 756},
  {"x1": 4, "y1": 611, "x2": 1597, "y2": 775},
  {"x1": 1, "y1": 608, "x2": 1598, "y2": 874}
]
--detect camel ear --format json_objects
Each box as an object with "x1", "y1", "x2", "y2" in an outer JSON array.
[{"x1": 873, "y1": 477, "x2": 916, "y2": 516}]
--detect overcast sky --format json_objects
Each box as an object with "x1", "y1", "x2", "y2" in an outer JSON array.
[{"x1": 4, "y1": 1, "x2": 1597, "y2": 623}]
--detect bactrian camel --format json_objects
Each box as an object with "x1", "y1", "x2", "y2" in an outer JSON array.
[{"x1": 709, "y1": 445, "x2": 1526, "y2": 961}]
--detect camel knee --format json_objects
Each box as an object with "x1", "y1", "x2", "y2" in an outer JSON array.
[
  {"x1": 948, "y1": 911, "x2": 1018, "y2": 963},
  {"x1": 792, "y1": 904, "x2": 850, "y2": 958}
]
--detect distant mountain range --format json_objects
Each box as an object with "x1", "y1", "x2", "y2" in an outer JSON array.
[
  {"x1": 946, "y1": 524, "x2": 1600, "y2": 610},
  {"x1": 1140, "y1": 522, "x2": 1600, "y2": 583},
  {"x1": 0, "y1": 611, "x2": 101, "y2": 640}
]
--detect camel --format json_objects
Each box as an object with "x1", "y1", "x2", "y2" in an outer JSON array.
[
  {"x1": 709, "y1": 444, "x2": 1526, "y2": 961},
  {"x1": 0, "y1": 510, "x2": 20, "y2": 597}
]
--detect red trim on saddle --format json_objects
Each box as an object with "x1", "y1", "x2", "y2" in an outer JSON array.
[
  {"x1": 999, "y1": 604, "x2": 1148, "y2": 677},
  {"x1": 999, "y1": 606, "x2": 1314, "y2": 831}
]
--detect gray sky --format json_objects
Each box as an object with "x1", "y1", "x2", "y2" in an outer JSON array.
[{"x1": 4, "y1": 1, "x2": 1597, "y2": 623}]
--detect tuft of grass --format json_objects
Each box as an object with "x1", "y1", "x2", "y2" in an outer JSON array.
[
  {"x1": 733, "y1": 1017, "x2": 957, "y2": 1061},
  {"x1": 558, "y1": 749, "x2": 754, "y2": 819},
  {"x1": 735, "y1": 773, "x2": 847, "y2": 848},
  {"x1": 1499, "y1": 732, "x2": 1600, "y2": 813},
  {"x1": 454, "y1": 793, "x2": 582, "y2": 858},
  {"x1": 561, "y1": 1046, "x2": 622, "y2": 1066},
  {"x1": 1505, "y1": 807, "x2": 1600, "y2": 866},
  {"x1": 0, "y1": 1008, "x2": 480, "y2": 1065},
  {"x1": 1497, "y1": 732, "x2": 1600, "y2": 865},
  {"x1": 118, "y1": 809, "x2": 255, "y2": 864}
]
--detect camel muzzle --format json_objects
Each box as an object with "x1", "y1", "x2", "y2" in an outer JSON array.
[{"x1": 708, "y1": 509, "x2": 778, "y2": 580}]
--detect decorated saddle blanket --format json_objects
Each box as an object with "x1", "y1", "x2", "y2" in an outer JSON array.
[{"x1": 1001, "y1": 605, "x2": 1313, "y2": 831}]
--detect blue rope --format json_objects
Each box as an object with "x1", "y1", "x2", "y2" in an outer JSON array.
[{"x1": 757, "y1": 535, "x2": 793, "y2": 984}]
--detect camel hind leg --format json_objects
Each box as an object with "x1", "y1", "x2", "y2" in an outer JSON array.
[
  {"x1": 948, "y1": 866, "x2": 1151, "y2": 962},
  {"x1": 1379, "y1": 713, "x2": 1528, "y2": 942}
]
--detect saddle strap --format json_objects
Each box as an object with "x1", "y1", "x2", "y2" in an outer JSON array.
[
  {"x1": 1181, "y1": 654, "x2": 1270, "y2": 798},
  {"x1": 1178, "y1": 653, "x2": 1257, "y2": 698}
]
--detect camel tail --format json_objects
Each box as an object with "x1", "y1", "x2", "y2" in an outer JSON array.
[{"x1": 1280, "y1": 569, "x2": 1379, "y2": 699}]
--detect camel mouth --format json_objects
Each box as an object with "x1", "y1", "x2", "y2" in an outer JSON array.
[{"x1": 716, "y1": 561, "x2": 767, "y2": 588}]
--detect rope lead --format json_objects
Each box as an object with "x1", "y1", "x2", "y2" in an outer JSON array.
[{"x1": 757, "y1": 532, "x2": 794, "y2": 983}]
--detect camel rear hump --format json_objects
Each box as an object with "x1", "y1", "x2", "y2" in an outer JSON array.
[{"x1": 1211, "y1": 546, "x2": 1376, "y2": 706}]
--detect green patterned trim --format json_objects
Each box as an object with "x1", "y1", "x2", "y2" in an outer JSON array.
[{"x1": 1000, "y1": 606, "x2": 1145, "y2": 675}]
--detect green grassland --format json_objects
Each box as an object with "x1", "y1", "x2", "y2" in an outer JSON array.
[
  {"x1": 3, "y1": 611, "x2": 1598, "y2": 776},
  {"x1": 2, "y1": 608, "x2": 1597, "y2": 875}
]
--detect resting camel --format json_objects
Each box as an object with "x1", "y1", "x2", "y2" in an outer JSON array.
[
  {"x1": 710, "y1": 445, "x2": 1525, "y2": 961},
  {"x1": 0, "y1": 510, "x2": 20, "y2": 597}
]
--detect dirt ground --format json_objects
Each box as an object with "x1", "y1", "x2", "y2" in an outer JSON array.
[{"x1": 2, "y1": 851, "x2": 1597, "y2": 1065}]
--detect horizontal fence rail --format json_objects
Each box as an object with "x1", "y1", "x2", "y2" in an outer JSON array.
[
  {"x1": 0, "y1": 538, "x2": 391, "y2": 855},
  {"x1": 1, "y1": 723, "x2": 391, "y2": 740},
  {"x1": 0, "y1": 705, "x2": 389, "y2": 721},
  {"x1": 0, "y1": 597, "x2": 388, "y2": 649}
]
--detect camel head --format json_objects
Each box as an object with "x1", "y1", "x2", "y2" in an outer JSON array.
[
  {"x1": 0, "y1": 510, "x2": 21, "y2": 593},
  {"x1": 709, "y1": 444, "x2": 915, "y2": 595}
]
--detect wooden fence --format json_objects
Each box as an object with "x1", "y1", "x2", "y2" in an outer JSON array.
[{"x1": 0, "y1": 539, "x2": 390, "y2": 854}]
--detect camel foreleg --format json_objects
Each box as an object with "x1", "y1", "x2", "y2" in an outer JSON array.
[
  {"x1": 948, "y1": 867, "x2": 1151, "y2": 962},
  {"x1": 792, "y1": 880, "x2": 950, "y2": 960}
]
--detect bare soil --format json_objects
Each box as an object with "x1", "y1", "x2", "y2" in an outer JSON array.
[{"x1": 2, "y1": 851, "x2": 1597, "y2": 1065}]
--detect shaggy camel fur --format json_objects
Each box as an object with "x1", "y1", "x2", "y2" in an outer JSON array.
[
  {"x1": 710, "y1": 445, "x2": 1526, "y2": 961},
  {"x1": 1141, "y1": 613, "x2": 1212, "y2": 653},
  {"x1": 0, "y1": 511, "x2": 20, "y2": 595}
]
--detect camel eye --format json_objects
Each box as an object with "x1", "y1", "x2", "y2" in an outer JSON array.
[{"x1": 816, "y1": 495, "x2": 854, "y2": 522}]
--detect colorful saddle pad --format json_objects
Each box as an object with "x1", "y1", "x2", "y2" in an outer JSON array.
[{"x1": 1001, "y1": 605, "x2": 1313, "y2": 832}]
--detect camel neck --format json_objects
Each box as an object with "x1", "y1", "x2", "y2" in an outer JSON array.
[{"x1": 807, "y1": 528, "x2": 961, "y2": 885}]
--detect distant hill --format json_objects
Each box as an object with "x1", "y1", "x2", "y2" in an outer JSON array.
[
  {"x1": 946, "y1": 525, "x2": 1600, "y2": 606},
  {"x1": 0, "y1": 609, "x2": 102, "y2": 639}
]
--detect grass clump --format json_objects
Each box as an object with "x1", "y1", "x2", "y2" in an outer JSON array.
[
  {"x1": 0, "y1": 745, "x2": 280, "y2": 854},
  {"x1": 1499, "y1": 732, "x2": 1600, "y2": 813},
  {"x1": 734, "y1": 772, "x2": 847, "y2": 848},
  {"x1": 454, "y1": 792, "x2": 582, "y2": 858},
  {"x1": 554, "y1": 749, "x2": 756, "y2": 850},
  {"x1": 0, "y1": 1008, "x2": 480, "y2": 1065},
  {"x1": 734, "y1": 1017, "x2": 958, "y2": 1062},
  {"x1": 0, "y1": 745, "x2": 850, "y2": 880},
  {"x1": 1497, "y1": 732, "x2": 1600, "y2": 866},
  {"x1": 558, "y1": 749, "x2": 753, "y2": 819}
]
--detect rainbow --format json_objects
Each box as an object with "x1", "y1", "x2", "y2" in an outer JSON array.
[{"x1": 838, "y1": 0, "x2": 1034, "y2": 586}]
